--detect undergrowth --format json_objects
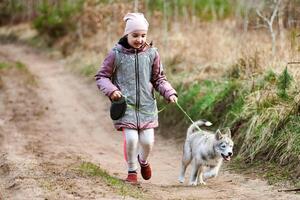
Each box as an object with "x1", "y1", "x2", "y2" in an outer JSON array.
[{"x1": 33, "y1": 0, "x2": 84, "y2": 44}]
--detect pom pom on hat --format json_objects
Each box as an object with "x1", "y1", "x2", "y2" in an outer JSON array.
[{"x1": 123, "y1": 13, "x2": 149, "y2": 35}]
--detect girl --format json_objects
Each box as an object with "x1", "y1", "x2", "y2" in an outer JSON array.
[{"x1": 95, "y1": 13, "x2": 177, "y2": 184}]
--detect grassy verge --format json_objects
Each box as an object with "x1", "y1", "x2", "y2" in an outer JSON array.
[
  {"x1": 158, "y1": 66, "x2": 300, "y2": 186},
  {"x1": 229, "y1": 157, "x2": 300, "y2": 188},
  {"x1": 76, "y1": 162, "x2": 147, "y2": 199},
  {"x1": 0, "y1": 31, "x2": 57, "y2": 56},
  {"x1": 0, "y1": 60, "x2": 38, "y2": 87},
  {"x1": 157, "y1": 78, "x2": 240, "y2": 137}
]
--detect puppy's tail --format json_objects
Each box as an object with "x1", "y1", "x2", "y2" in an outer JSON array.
[{"x1": 186, "y1": 120, "x2": 212, "y2": 138}]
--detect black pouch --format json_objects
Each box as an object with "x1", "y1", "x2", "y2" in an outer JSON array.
[{"x1": 110, "y1": 96, "x2": 127, "y2": 120}]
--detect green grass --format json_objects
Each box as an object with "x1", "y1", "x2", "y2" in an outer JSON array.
[
  {"x1": 157, "y1": 78, "x2": 239, "y2": 138},
  {"x1": 224, "y1": 92, "x2": 246, "y2": 125},
  {"x1": 77, "y1": 162, "x2": 146, "y2": 199},
  {"x1": 268, "y1": 114, "x2": 300, "y2": 168},
  {"x1": 0, "y1": 62, "x2": 10, "y2": 69},
  {"x1": 15, "y1": 61, "x2": 26, "y2": 70},
  {"x1": 0, "y1": 61, "x2": 38, "y2": 86},
  {"x1": 80, "y1": 64, "x2": 97, "y2": 77},
  {"x1": 169, "y1": 79, "x2": 238, "y2": 124},
  {"x1": 0, "y1": 61, "x2": 25, "y2": 70}
]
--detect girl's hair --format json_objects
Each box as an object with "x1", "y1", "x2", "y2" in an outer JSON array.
[
  {"x1": 118, "y1": 35, "x2": 153, "y2": 49},
  {"x1": 118, "y1": 35, "x2": 131, "y2": 49}
]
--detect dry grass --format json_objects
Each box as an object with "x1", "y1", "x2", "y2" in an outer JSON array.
[
  {"x1": 0, "y1": 23, "x2": 38, "y2": 41},
  {"x1": 57, "y1": 2, "x2": 300, "y2": 85},
  {"x1": 153, "y1": 21, "x2": 299, "y2": 83}
]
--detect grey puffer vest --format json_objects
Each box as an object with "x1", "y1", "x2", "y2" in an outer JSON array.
[{"x1": 112, "y1": 45, "x2": 158, "y2": 130}]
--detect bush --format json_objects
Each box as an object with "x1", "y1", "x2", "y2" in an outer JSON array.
[
  {"x1": 33, "y1": 0, "x2": 83, "y2": 42},
  {"x1": 0, "y1": 0, "x2": 25, "y2": 25}
]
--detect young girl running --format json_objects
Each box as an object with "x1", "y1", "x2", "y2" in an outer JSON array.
[{"x1": 95, "y1": 12, "x2": 177, "y2": 184}]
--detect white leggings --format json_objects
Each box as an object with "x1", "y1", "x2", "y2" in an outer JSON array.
[{"x1": 122, "y1": 128, "x2": 154, "y2": 172}]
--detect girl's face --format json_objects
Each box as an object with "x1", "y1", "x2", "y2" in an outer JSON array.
[{"x1": 127, "y1": 30, "x2": 147, "y2": 49}]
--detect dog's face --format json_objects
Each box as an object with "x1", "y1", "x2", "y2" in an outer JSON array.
[{"x1": 214, "y1": 128, "x2": 234, "y2": 161}]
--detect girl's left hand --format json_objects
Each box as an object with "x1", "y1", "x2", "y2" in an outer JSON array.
[{"x1": 169, "y1": 95, "x2": 178, "y2": 103}]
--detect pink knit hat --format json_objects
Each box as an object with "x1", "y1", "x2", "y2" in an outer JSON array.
[{"x1": 123, "y1": 13, "x2": 149, "y2": 35}]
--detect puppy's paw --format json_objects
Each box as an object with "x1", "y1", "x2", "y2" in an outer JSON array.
[
  {"x1": 178, "y1": 176, "x2": 185, "y2": 183},
  {"x1": 188, "y1": 181, "x2": 197, "y2": 186},
  {"x1": 203, "y1": 171, "x2": 216, "y2": 180},
  {"x1": 198, "y1": 180, "x2": 206, "y2": 185}
]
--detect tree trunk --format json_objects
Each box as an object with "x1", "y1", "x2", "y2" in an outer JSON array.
[
  {"x1": 163, "y1": 0, "x2": 168, "y2": 49},
  {"x1": 134, "y1": 0, "x2": 138, "y2": 12},
  {"x1": 174, "y1": 0, "x2": 180, "y2": 32},
  {"x1": 278, "y1": 2, "x2": 286, "y2": 57},
  {"x1": 192, "y1": 0, "x2": 196, "y2": 24},
  {"x1": 210, "y1": 0, "x2": 217, "y2": 21}
]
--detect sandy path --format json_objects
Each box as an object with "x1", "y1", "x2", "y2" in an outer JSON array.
[{"x1": 0, "y1": 44, "x2": 299, "y2": 200}]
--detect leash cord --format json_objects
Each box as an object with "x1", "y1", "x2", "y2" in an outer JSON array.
[
  {"x1": 175, "y1": 101, "x2": 202, "y2": 132},
  {"x1": 175, "y1": 101, "x2": 195, "y2": 124}
]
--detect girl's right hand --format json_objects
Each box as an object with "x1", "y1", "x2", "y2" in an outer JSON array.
[
  {"x1": 169, "y1": 95, "x2": 178, "y2": 103},
  {"x1": 110, "y1": 90, "x2": 122, "y2": 101}
]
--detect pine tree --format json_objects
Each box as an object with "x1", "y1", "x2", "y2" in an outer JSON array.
[{"x1": 277, "y1": 66, "x2": 293, "y2": 99}]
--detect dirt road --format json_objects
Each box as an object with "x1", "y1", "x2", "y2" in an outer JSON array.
[{"x1": 0, "y1": 44, "x2": 299, "y2": 200}]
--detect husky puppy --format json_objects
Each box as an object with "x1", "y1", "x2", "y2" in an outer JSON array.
[{"x1": 178, "y1": 120, "x2": 234, "y2": 186}]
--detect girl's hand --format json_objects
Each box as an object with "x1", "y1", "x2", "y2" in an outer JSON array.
[
  {"x1": 169, "y1": 95, "x2": 178, "y2": 103},
  {"x1": 110, "y1": 90, "x2": 122, "y2": 101}
]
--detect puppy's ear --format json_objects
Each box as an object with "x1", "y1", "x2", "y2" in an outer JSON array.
[
  {"x1": 224, "y1": 127, "x2": 232, "y2": 138},
  {"x1": 215, "y1": 129, "x2": 223, "y2": 140}
]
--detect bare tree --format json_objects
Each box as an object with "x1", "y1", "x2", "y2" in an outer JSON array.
[
  {"x1": 209, "y1": 0, "x2": 217, "y2": 21},
  {"x1": 256, "y1": 0, "x2": 282, "y2": 57},
  {"x1": 144, "y1": 0, "x2": 149, "y2": 19},
  {"x1": 191, "y1": 0, "x2": 196, "y2": 24},
  {"x1": 163, "y1": 0, "x2": 168, "y2": 49},
  {"x1": 174, "y1": 0, "x2": 180, "y2": 31},
  {"x1": 237, "y1": 0, "x2": 257, "y2": 33},
  {"x1": 134, "y1": 0, "x2": 138, "y2": 12},
  {"x1": 278, "y1": 0, "x2": 288, "y2": 57}
]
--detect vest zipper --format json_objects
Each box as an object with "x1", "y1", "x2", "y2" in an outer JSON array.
[{"x1": 135, "y1": 49, "x2": 140, "y2": 129}]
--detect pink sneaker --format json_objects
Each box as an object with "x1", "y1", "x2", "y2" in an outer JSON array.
[
  {"x1": 138, "y1": 155, "x2": 152, "y2": 180},
  {"x1": 125, "y1": 172, "x2": 138, "y2": 184}
]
